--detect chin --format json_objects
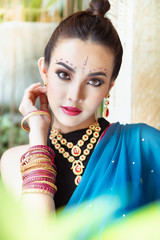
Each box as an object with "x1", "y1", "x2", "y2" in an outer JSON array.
[
  {"x1": 65, "y1": 115, "x2": 95, "y2": 128},
  {"x1": 62, "y1": 117, "x2": 82, "y2": 127},
  {"x1": 53, "y1": 112, "x2": 95, "y2": 130}
]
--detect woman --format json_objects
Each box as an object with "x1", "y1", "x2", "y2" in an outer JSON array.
[{"x1": 1, "y1": 0, "x2": 160, "y2": 222}]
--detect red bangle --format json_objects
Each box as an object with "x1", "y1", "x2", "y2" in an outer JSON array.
[
  {"x1": 21, "y1": 151, "x2": 55, "y2": 165},
  {"x1": 29, "y1": 145, "x2": 55, "y2": 156},
  {"x1": 22, "y1": 169, "x2": 56, "y2": 181},
  {"x1": 20, "y1": 145, "x2": 55, "y2": 163},
  {"x1": 22, "y1": 182, "x2": 57, "y2": 194},
  {"x1": 23, "y1": 176, "x2": 56, "y2": 185}
]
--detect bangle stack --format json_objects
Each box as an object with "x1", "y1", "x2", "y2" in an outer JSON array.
[
  {"x1": 20, "y1": 145, "x2": 57, "y2": 198},
  {"x1": 21, "y1": 110, "x2": 52, "y2": 132}
]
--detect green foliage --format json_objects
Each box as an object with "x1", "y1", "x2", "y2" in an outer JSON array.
[
  {"x1": 22, "y1": 0, "x2": 43, "y2": 22},
  {"x1": 0, "y1": 0, "x2": 83, "y2": 23},
  {"x1": 0, "y1": 181, "x2": 159, "y2": 240},
  {"x1": 0, "y1": 113, "x2": 28, "y2": 157},
  {"x1": 22, "y1": 0, "x2": 43, "y2": 9},
  {"x1": 42, "y1": 0, "x2": 60, "y2": 9},
  {"x1": 0, "y1": 10, "x2": 4, "y2": 22},
  {"x1": 23, "y1": 8, "x2": 42, "y2": 22}
]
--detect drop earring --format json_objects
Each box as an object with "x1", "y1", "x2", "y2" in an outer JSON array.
[
  {"x1": 102, "y1": 93, "x2": 110, "y2": 118},
  {"x1": 44, "y1": 81, "x2": 48, "y2": 87}
]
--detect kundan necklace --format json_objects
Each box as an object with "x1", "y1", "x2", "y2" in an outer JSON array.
[{"x1": 49, "y1": 122, "x2": 101, "y2": 185}]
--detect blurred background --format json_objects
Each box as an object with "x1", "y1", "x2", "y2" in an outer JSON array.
[{"x1": 0, "y1": 0, "x2": 160, "y2": 157}]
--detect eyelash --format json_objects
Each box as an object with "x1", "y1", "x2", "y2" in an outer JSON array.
[
  {"x1": 88, "y1": 79, "x2": 104, "y2": 87},
  {"x1": 55, "y1": 70, "x2": 104, "y2": 87},
  {"x1": 55, "y1": 70, "x2": 70, "y2": 80}
]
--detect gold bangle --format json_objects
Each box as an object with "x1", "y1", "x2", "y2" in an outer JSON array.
[
  {"x1": 21, "y1": 110, "x2": 52, "y2": 132},
  {"x1": 21, "y1": 165, "x2": 57, "y2": 175},
  {"x1": 22, "y1": 189, "x2": 56, "y2": 198},
  {"x1": 21, "y1": 162, "x2": 56, "y2": 173}
]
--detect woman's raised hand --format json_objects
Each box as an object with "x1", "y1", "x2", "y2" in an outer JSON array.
[{"x1": 19, "y1": 82, "x2": 51, "y2": 146}]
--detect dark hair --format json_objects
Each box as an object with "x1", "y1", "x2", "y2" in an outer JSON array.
[{"x1": 44, "y1": 0, "x2": 123, "y2": 80}]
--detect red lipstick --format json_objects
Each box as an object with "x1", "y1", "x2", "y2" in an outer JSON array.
[{"x1": 61, "y1": 106, "x2": 82, "y2": 116}]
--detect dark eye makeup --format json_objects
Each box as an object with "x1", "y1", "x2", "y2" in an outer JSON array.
[
  {"x1": 55, "y1": 70, "x2": 70, "y2": 80},
  {"x1": 88, "y1": 79, "x2": 104, "y2": 87},
  {"x1": 55, "y1": 69, "x2": 105, "y2": 87}
]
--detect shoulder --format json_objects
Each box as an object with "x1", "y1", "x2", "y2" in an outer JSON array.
[
  {"x1": 108, "y1": 122, "x2": 160, "y2": 152},
  {"x1": 1, "y1": 144, "x2": 29, "y2": 169},
  {"x1": 116, "y1": 122, "x2": 160, "y2": 157},
  {"x1": 115, "y1": 122, "x2": 160, "y2": 138},
  {"x1": 0, "y1": 144, "x2": 29, "y2": 199}
]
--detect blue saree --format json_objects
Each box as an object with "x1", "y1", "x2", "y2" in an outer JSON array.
[
  {"x1": 65, "y1": 122, "x2": 160, "y2": 218},
  {"x1": 0, "y1": 122, "x2": 159, "y2": 240}
]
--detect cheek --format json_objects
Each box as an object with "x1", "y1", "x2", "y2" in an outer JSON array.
[
  {"x1": 87, "y1": 92, "x2": 105, "y2": 110},
  {"x1": 47, "y1": 81, "x2": 65, "y2": 104},
  {"x1": 95, "y1": 97, "x2": 104, "y2": 110}
]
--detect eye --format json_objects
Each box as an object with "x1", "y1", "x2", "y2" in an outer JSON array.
[
  {"x1": 55, "y1": 70, "x2": 70, "y2": 80},
  {"x1": 88, "y1": 79, "x2": 104, "y2": 87}
]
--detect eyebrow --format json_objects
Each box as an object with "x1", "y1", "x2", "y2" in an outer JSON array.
[
  {"x1": 56, "y1": 62, "x2": 75, "y2": 73},
  {"x1": 88, "y1": 72, "x2": 107, "y2": 77},
  {"x1": 56, "y1": 61, "x2": 107, "y2": 77}
]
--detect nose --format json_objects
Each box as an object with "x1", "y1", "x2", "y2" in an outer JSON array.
[{"x1": 67, "y1": 82, "x2": 84, "y2": 103}]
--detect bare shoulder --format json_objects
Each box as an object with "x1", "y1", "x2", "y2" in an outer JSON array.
[
  {"x1": 0, "y1": 144, "x2": 29, "y2": 199},
  {"x1": 1, "y1": 145, "x2": 29, "y2": 162},
  {"x1": 0, "y1": 144, "x2": 29, "y2": 173}
]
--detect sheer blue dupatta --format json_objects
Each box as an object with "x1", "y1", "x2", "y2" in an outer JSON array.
[
  {"x1": 63, "y1": 122, "x2": 160, "y2": 238},
  {"x1": 65, "y1": 122, "x2": 160, "y2": 211},
  {"x1": 65, "y1": 122, "x2": 123, "y2": 209}
]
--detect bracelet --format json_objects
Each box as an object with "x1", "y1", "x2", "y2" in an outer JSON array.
[
  {"x1": 21, "y1": 164, "x2": 57, "y2": 175},
  {"x1": 22, "y1": 181, "x2": 57, "y2": 190},
  {"x1": 22, "y1": 183, "x2": 57, "y2": 194},
  {"x1": 20, "y1": 144, "x2": 57, "y2": 198},
  {"x1": 23, "y1": 176, "x2": 56, "y2": 185},
  {"x1": 21, "y1": 110, "x2": 52, "y2": 132},
  {"x1": 20, "y1": 146, "x2": 55, "y2": 164},
  {"x1": 22, "y1": 169, "x2": 56, "y2": 181},
  {"x1": 21, "y1": 155, "x2": 52, "y2": 166},
  {"x1": 29, "y1": 145, "x2": 55, "y2": 156},
  {"x1": 21, "y1": 151, "x2": 55, "y2": 165},
  {"x1": 22, "y1": 189, "x2": 56, "y2": 198}
]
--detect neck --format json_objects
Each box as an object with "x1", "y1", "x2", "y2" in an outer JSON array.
[{"x1": 52, "y1": 116, "x2": 97, "y2": 134}]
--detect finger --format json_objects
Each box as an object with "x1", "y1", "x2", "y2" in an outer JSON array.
[
  {"x1": 19, "y1": 82, "x2": 48, "y2": 116},
  {"x1": 23, "y1": 85, "x2": 47, "y2": 105},
  {"x1": 40, "y1": 93, "x2": 49, "y2": 111},
  {"x1": 19, "y1": 83, "x2": 42, "y2": 114},
  {"x1": 26, "y1": 82, "x2": 41, "y2": 91},
  {"x1": 24, "y1": 83, "x2": 43, "y2": 97}
]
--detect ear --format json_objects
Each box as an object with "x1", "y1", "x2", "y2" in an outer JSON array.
[
  {"x1": 109, "y1": 80, "x2": 115, "y2": 91},
  {"x1": 38, "y1": 57, "x2": 48, "y2": 84}
]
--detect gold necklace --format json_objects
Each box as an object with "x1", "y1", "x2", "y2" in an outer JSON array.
[{"x1": 49, "y1": 122, "x2": 101, "y2": 185}]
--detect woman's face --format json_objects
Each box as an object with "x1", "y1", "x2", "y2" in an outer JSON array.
[{"x1": 39, "y1": 38, "x2": 115, "y2": 133}]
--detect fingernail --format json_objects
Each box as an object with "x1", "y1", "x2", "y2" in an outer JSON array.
[{"x1": 41, "y1": 87, "x2": 47, "y2": 91}]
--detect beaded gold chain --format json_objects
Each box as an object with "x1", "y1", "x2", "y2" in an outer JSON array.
[{"x1": 49, "y1": 122, "x2": 101, "y2": 185}]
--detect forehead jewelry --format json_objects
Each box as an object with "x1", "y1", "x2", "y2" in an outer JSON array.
[
  {"x1": 83, "y1": 56, "x2": 88, "y2": 66},
  {"x1": 49, "y1": 121, "x2": 101, "y2": 186},
  {"x1": 56, "y1": 59, "x2": 77, "y2": 70}
]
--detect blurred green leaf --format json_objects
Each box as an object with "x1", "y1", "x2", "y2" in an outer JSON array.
[
  {"x1": 0, "y1": 114, "x2": 28, "y2": 157},
  {"x1": 22, "y1": 0, "x2": 43, "y2": 8}
]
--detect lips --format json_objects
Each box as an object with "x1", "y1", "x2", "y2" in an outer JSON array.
[{"x1": 61, "y1": 106, "x2": 82, "y2": 116}]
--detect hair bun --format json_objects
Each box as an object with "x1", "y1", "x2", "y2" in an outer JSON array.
[{"x1": 87, "y1": 0, "x2": 110, "y2": 18}]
